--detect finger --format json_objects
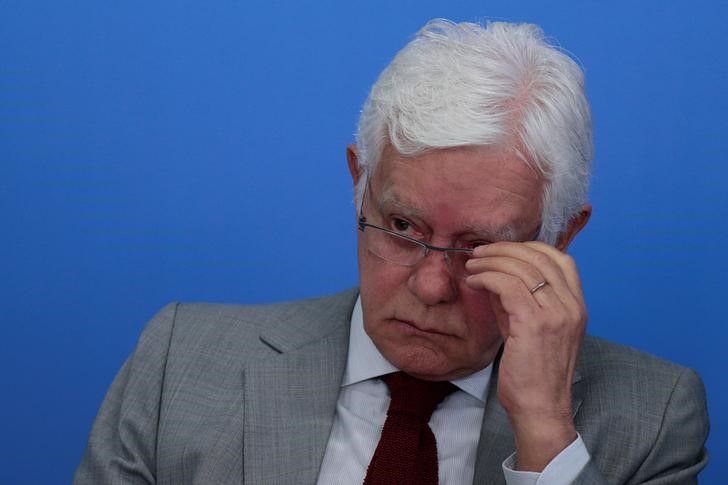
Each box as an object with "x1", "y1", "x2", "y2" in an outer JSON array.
[
  {"x1": 465, "y1": 255, "x2": 561, "y2": 309},
  {"x1": 466, "y1": 255, "x2": 546, "y2": 294},
  {"x1": 465, "y1": 270, "x2": 551, "y2": 319},
  {"x1": 521, "y1": 241, "x2": 584, "y2": 300},
  {"x1": 472, "y1": 242, "x2": 585, "y2": 326},
  {"x1": 520, "y1": 242, "x2": 587, "y2": 329},
  {"x1": 473, "y1": 242, "x2": 575, "y2": 305}
]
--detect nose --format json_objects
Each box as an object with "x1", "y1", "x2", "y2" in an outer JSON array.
[{"x1": 407, "y1": 249, "x2": 458, "y2": 305}]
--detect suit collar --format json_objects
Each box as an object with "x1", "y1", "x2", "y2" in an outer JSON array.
[{"x1": 257, "y1": 288, "x2": 359, "y2": 353}]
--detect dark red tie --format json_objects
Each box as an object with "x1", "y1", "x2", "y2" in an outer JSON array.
[{"x1": 363, "y1": 371, "x2": 457, "y2": 485}]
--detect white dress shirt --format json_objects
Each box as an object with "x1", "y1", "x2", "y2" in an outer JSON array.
[{"x1": 316, "y1": 297, "x2": 589, "y2": 484}]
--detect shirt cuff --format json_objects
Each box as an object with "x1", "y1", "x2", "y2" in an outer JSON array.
[{"x1": 501, "y1": 433, "x2": 590, "y2": 485}]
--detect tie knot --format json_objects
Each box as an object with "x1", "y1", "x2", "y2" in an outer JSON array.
[{"x1": 382, "y1": 371, "x2": 457, "y2": 422}]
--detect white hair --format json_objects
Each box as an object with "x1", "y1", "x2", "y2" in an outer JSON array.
[{"x1": 354, "y1": 19, "x2": 593, "y2": 244}]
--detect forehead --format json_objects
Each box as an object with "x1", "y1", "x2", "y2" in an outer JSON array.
[{"x1": 372, "y1": 144, "x2": 543, "y2": 236}]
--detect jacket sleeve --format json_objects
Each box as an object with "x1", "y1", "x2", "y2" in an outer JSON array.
[
  {"x1": 573, "y1": 367, "x2": 709, "y2": 485},
  {"x1": 73, "y1": 303, "x2": 179, "y2": 485}
]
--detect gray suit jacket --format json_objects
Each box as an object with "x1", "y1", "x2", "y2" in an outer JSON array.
[{"x1": 74, "y1": 288, "x2": 709, "y2": 484}]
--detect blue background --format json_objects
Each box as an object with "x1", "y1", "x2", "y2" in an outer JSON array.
[{"x1": 1, "y1": 1, "x2": 726, "y2": 482}]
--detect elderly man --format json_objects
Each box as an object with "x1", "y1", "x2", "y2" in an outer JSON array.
[{"x1": 75, "y1": 19, "x2": 709, "y2": 484}]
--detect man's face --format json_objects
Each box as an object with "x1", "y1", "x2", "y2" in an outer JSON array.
[{"x1": 352, "y1": 143, "x2": 543, "y2": 381}]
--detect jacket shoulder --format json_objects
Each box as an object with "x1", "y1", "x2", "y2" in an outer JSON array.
[
  {"x1": 169, "y1": 287, "x2": 357, "y2": 347},
  {"x1": 577, "y1": 334, "x2": 704, "y2": 422},
  {"x1": 579, "y1": 335, "x2": 693, "y2": 379},
  {"x1": 576, "y1": 335, "x2": 709, "y2": 482},
  {"x1": 158, "y1": 288, "x2": 357, "y2": 383}
]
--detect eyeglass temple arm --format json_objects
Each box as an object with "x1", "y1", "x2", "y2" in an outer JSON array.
[{"x1": 357, "y1": 172, "x2": 372, "y2": 232}]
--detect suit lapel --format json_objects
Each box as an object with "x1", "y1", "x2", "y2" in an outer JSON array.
[
  {"x1": 243, "y1": 290, "x2": 356, "y2": 484},
  {"x1": 472, "y1": 354, "x2": 584, "y2": 484},
  {"x1": 472, "y1": 356, "x2": 514, "y2": 484}
]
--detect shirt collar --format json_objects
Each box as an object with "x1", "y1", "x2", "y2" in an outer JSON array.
[{"x1": 344, "y1": 295, "x2": 492, "y2": 403}]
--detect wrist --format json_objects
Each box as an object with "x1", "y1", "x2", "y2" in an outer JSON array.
[{"x1": 511, "y1": 416, "x2": 577, "y2": 472}]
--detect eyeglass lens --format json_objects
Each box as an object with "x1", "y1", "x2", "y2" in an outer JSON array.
[{"x1": 363, "y1": 225, "x2": 473, "y2": 277}]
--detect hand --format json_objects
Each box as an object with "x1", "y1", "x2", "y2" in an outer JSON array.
[{"x1": 465, "y1": 241, "x2": 587, "y2": 471}]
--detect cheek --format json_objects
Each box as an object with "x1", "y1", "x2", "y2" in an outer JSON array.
[
  {"x1": 459, "y1": 286, "x2": 500, "y2": 341},
  {"x1": 460, "y1": 283, "x2": 492, "y2": 314},
  {"x1": 358, "y1": 244, "x2": 408, "y2": 300}
]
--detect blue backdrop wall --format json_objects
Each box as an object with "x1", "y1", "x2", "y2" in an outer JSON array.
[{"x1": 2, "y1": 1, "x2": 726, "y2": 482}]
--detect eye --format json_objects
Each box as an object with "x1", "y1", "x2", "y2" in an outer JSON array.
[
  {"x1": 390, "y1": 217, "x2": 424, "y2": 238},
  {"x1": 392, "y1": 218, "x2": 411, "y2": 232},
  {"x1": 467, "y1": 241, "x2": 491, "y2": 250}
]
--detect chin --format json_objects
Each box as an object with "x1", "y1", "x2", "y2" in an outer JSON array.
[{"x1": 382, "y1": 345, "x2": 460, "y2": 381}]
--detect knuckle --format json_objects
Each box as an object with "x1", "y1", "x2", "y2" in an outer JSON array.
[
  {"x1": 568, "y1": 308, "x2": 583, "y2": 326},
  {"x1": 566, "y1": 304, "x2": 588, "y2": 328},
  {"x1": 560, "y1": 254, "x2": 577, "y2": 269},
  {"x1": 525, "y1": 266, "x2": 544, "y2": 284},
  {"x1": 541, "y1": 316, "x2": 564, "y2": 335},
  {"x1": 531, "y1": 251, "x2": 552, "y2": 268}
]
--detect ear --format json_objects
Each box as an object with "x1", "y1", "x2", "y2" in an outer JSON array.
[
  {"x1": 555, "y1": 204, "x2": 592, "y2": 251},
  {"x1": 347, "y1": 144, "x2": 362, "y2": 186}
]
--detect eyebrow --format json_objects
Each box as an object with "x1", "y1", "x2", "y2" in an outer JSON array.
[
  {"x1": 377, "y1": 188, "x2": 427, "y2": 220},
  {"x1": 377, "y1": 186, "x2": 520, "y2": 242},
  {"x1": 460, "y1": 222, "x2": 518, "y2": 242}
]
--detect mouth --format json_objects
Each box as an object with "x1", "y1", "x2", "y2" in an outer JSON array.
[{"x1": 392, "y1": 318, "x2": 453, "y2": 337}]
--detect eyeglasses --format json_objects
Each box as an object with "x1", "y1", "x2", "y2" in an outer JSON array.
[
  {"x1": 357, "y1": 174, "x2": 475, "y2": 274},
  {"x1": 356, "y1": 173, "x2": 543, "y2": 275}
]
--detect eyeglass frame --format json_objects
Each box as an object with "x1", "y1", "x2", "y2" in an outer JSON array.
[
  {"x1": 356, "y1": 172, "x2": 475, "y2": 267},
  {"x1": 356, "y1": 171, "x2": 543, "y2": 268}
]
